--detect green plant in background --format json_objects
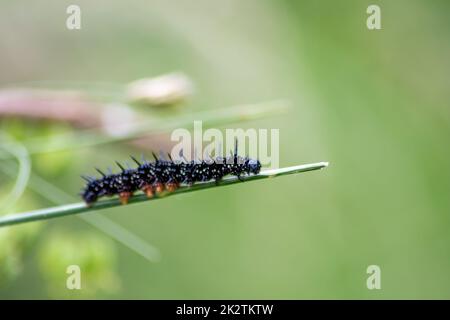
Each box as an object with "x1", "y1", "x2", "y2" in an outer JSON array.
[
  {"x1": 0, "y1": 137, "x2": 41, "y2": 286},
  {"x1": 38, "y1": 231, "x2": 120, "y2": 298},
  {"x1": 0, "y1": 223, "x2": 42, "y2": 286}
]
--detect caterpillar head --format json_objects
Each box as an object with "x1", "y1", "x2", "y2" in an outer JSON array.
[
  {"x1": 245, "y1": 158, "x2": 261, "y2": 175},
  {"x1": 82, "y1": 190, "x2": 98, "y2": 205}
]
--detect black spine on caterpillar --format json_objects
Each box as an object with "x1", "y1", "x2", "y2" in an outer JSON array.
[{"x1": 81, "y1": 150, "x2": 261, "y2": 205}]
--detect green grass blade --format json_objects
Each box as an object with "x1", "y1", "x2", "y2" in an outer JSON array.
[{"x1": 0, "y1": 162, "x2": 328, "y2": 227}]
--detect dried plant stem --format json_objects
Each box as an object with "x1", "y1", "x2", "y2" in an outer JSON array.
[{"x1": 0, "y1": 99, "x2": 289, "y2": 159}]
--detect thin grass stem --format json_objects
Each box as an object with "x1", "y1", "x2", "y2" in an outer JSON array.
[{"x1": 0, "y1": 162, "x2": 328, "y2": 228}]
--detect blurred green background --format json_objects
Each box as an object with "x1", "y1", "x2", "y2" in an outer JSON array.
[{"x1": 0, "y1": 0, "x2": 449, "y2": 299}]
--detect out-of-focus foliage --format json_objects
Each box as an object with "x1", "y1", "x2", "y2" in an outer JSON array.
[
  {"x1": 0, "y1": 220, "x2": 41, "y2": 286},
  {"x1": 0, "y1": 0, "x2": 449, "y2": 299},
  {"x1": 38, "y1": 231, "x2": 120, "y2": 298}
]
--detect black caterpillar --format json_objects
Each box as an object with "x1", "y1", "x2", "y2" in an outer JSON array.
[{"x1": 81, "y1": 146, "x2": 261, "y2": 205}]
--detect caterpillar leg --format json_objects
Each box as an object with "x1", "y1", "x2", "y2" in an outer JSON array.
[
  {"x1": 119, "y1": 192, "x2": 132, "y2": 205},
  {"x1": 84, "y1": 201, "x2": 94, "y2": 208},
  {"x1": 154, "y1": 182, "x2": 165, "y2": 194},
  {"x1": 142, "y1": 184, "x2": 154, "y2": 198},
  {"x1": 166, "y1": 182, "x2": 179, "y2": 192}
]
